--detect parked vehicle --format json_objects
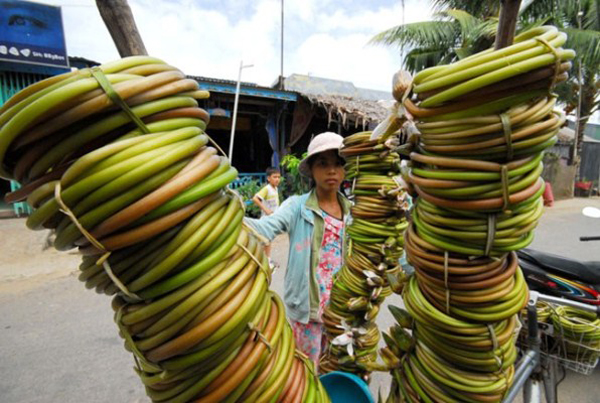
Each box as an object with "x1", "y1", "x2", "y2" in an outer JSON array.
[
  {"x1": 504, "y1": 290, "x2": 599, "y2": 403},
  {"x1": 505, "y1": 206, "x2": 600, "y2": 403},
  {"x1": 518, "y1": 206, "x2": 600, "y2": 306},
  {"x1": 519, "y1": 248, "x2": 600, "y2": 306}
]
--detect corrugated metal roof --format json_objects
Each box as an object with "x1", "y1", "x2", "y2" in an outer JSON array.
[
  {"x1": 188, "y1": 75, "x2": 258, "y2": 88},
  {"x1": 189, "y1": 75, "x2": 297, "y2": 101}
]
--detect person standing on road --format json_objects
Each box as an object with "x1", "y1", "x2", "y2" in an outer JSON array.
[
  {"x1": 245, "y1": 132, "x2": 351, "y2": 367},
  {"x1": 252, "y1": 167, "x2": 281, "y2": 268},
  {"x1": 252, "y1": 167, "x2": 281, "y2": 217}
]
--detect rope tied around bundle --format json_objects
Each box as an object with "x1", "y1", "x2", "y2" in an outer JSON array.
[
  {"x1": 499, "y1": 113, "x2": 514, "y2": 161},
  {"x1": 238, "y1": 239, "x2": 272, "y2": 285},
  {"x1": 485, "y1": 214, "x2": 498, "y2": 257},
  {"x1": 486, "y1": 322, "x2": 511, "y2": 399},
  {"x1": 54, "y1": 182, "x2": 142, "y2": 302},
  {"x1": 351, "y1": 155, "x2": 360, "y2": 194},
  {"x1": 297, "y1": 351, "x2": 320, "y2": 380},
  {"x1": 248, "y1": 322, "x2": 273, "y2": 352},
  {"x1": 534, "y1": 37, "x2": 563, "y2": 89},
  {"x1": 90, "y1": 67, "x2": 151, "y2": 135},
  {"x1": 500, "y1": 165, "x2": 511, "y2": 213},
  {"x1": 115, "y1": 306, "x2": 163, "y2": 373},
  {"x1": 444, "y1": 251, "x2": 451, "y2": 315}
]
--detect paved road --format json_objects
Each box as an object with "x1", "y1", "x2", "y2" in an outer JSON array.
[{"x1": 0, "y1": 197, "x2": 598, "y2": 402}]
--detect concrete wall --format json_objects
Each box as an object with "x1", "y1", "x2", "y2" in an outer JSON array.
[
  {"x1": 543, "y1": 153, "x2": 576, "y2": 200},
  {"x1": 580, "y1": 142, "x2": 600, "y2": 185}
]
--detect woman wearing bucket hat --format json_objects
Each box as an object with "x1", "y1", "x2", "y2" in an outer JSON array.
[{"x1": 246, "y1": 131, "x2": 351, "y2": 367}]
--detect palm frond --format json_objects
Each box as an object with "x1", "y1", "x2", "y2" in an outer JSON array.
[
  {"x1": 554, "y1": 81, "x2": 579, "y2": 110},
  {"x1": 581, "y1": 0, "x2": 599, "y2": 31},
  {"x1": 370, "y1": 20, "x2": 457, "y2": 49},
  {"x1": 403, "y1": 47, "x2": 454, "y2": 74},
  {"x1": 470, "y1": 17, "x2": 498, "y2": 41},
  {"x1": 518, "y1": 15, "x2": 552, "y2": 33},
  {"x1": 564, "y1": 28, "x2": 600, "y2": 74},
  {"x1": 432, "y1": 0, "x2": 500, "y2": 18},
  {"x1": 519, "y1": 0, "x2": 560, "y2": 25},
  {"x1": 443, "y1": 9, "x2": 482, "y2": 39},
  {"x1": 454, "y1": 47, "x2": 473, "y2": 59},
  {"x1": 374, "y1": 0, "x2": 600, "y2": 81},
  {"x1": 520, "y1": 0, "x2": 598, "y2": 30}
]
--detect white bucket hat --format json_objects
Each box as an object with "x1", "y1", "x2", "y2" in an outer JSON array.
[{"x1": 298, "y1": 131, "x2": 344, "y2": 177}]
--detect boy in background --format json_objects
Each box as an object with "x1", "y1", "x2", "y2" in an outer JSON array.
[
  {"x1": 253, "y1": 167, "x2": 281, "y2": 217},
  {"x1": 252, "y1": 167, "x2": 281, "y2": 267}
]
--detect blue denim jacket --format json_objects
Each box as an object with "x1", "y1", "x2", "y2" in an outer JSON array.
[{"x1": 245, "y1": 190, "x2": 351, "y2": 323}]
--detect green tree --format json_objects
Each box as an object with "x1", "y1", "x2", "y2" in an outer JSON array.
[
  {"x1": 372, "y1": 0, "x2": 599, "y2": 167},
  {"x1": 371, "y1": 8, "x2": 497, "y2": 73},
  {"x1": 526, "y1": 0, "x2": 599, "y2": 165},
  {"x1": 280, "y1": 153, "x2": 310, "y2": 197}
]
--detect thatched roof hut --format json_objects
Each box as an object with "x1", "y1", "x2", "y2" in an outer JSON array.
[{"x1": 283, "y1": 74, "x2": 392, "y2": 149}]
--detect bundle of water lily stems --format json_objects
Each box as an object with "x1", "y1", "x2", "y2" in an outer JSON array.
[
  {"x1": 320, "y1": 89, "x2": 410, "y2": 378},
  {"x1": 551, "y1": 306, "x2": 600, "y2": 363},
  {"x1": 383, "y1": 26, "x2": 574, "y2": 402},
  {"x1": 519, "y1": 303, "x2": 600, "y2": 366},
  {"x1": 0, "y1": 56, "x2": 329, "y2": 402}
]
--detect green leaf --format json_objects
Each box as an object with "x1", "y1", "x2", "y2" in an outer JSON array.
[
  {"x1": 370, "y1": 20, "x2": 457, "y2": 50},
  {"x1": 454, "y1": 47, "x2": 471, "y2": 59},
  {"x1": 372, "y1": 0, "x2": 598, "y2": 118},
  {"x1": 564, "y1": 28, "x2": 600, "y2": 74},
  {"x1": 444, "y1": 9, "x2": 482, "y2": 43},
  {"x1": 403, "y1": 47, "x2": 453, "y2": 73}
]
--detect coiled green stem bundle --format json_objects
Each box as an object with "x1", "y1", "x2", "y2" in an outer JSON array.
[
  {"x1": 321, "y1": 130, "x2": 409, "y2": 379},
  {"x1": 1, "y1": 56, "x2": 328, "y2": 402},
  {"x1": 385, "y1": 25, "x2": 573, "y2": 402}
]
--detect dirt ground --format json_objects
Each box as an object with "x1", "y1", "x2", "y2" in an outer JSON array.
[{"x1": 0, "y1": 218, "x2": 80, "y2": 294}]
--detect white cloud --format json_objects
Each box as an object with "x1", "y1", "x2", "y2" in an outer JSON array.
[
  {"x1": 35, "y1": 0, "x2": 432, "y2": 91},
  {"x1": 22, "y1": 1, "x2": 600, "y2": 123},
  {"x1": 292, "y1": 33, "x2": 401, "y2": 91},
  {"x1": 286, "y1": 0, "x2": 327, "y2": 22},
  {"x1": 131, "y1": 0, "x2": 281, "y2": 84},
  {"x1": 287, "y1": 0, "x2": 433, "y2": 90},
  {"x1": 316, "y1": 1, "x2": 430, "y2": 34},
  {"x1": 43, "y1": 1, "x2": 120, "y2": 63}
]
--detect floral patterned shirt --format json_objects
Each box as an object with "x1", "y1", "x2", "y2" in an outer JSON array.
[
  {"x1": 315, "y1": 211, "x2": 344, "y2": 321},
  {"x1": 290, "y1": 210, "x2": 345, "y2": 365}
]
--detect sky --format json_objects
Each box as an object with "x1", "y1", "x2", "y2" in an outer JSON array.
[
  {"x1": 27, "y1": 0, "x2": 599, "y2": 124},
  {"x1": 35, "y1": 0, "x2": 432, "y2": 91}
]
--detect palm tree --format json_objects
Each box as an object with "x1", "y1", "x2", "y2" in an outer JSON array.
[
  {"x1": 370, "y1": 9, "x2": 497, "y2": 73},
  {"x1": 525, "y1": 0, "x2": 599, "y2": 164},
  {"x1": 372, "y1": 0, "x2": 599, "y2": 167}
]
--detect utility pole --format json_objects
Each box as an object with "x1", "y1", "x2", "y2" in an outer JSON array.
[
  {"x1": 572, "y1": 1, "x2": 584, "y2": 174},
  {"x1": 495, "y1": 0, "x2": 522, "y2": 49},
  {"x1": 280, "y1": 0, "x2": 284, "y2": 89},
  {"x1": 229, "y1": 61, "x2": 254, "y2": 163},
  {"x1": 96, "y1": 0, "x2": 147, "y2": 57}
]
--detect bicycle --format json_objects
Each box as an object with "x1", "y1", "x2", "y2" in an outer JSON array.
[{"x1": 502, "y1": 291, "x2": 600, "y2": 402}]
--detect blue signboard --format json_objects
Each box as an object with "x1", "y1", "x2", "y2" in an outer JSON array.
[{"x1": 0, "y1": 0, "x2": 69, "y2": 69}]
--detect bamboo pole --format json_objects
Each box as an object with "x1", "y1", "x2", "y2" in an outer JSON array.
[
  {"x1": 96, "y1": 0, "x2": 147, "y2": 57},
  {"x1": 495, "y1": 0, "x2": 522, "y2": 49}
]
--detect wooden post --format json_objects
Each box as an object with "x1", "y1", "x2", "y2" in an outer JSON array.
[
  {"x1": 96, "y1": 0, "x2": 147, "y2": 57},
  {"x1": 495, "y1": 0, "x2": 522, "y2": 49}
]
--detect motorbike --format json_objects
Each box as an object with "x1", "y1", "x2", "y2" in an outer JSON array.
[
  {"x1": 503, "y1": 206, "x2": 600, "y2": 403},
  {"x1": 518, "y1": 206, "x2": 600, "y2": 307}
]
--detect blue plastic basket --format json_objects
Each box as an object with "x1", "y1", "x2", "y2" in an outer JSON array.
[{"x1": 319, "y1": 371, "x2": 374, "y2": 403}]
